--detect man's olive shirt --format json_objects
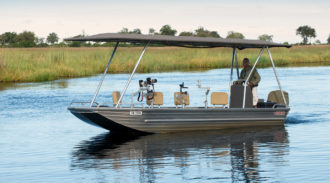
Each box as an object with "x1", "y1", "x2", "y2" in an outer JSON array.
[{"x1": 239, "y1": 67, "x2": 261, "y2": 86}]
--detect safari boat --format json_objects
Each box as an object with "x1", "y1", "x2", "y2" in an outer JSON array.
[{"x1": 66, "y1": 33, "x2": 290, "y2": 133}]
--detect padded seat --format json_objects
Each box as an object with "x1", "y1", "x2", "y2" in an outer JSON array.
[
  {"x1": 211, "y1": 92, "x2": 228, "y2": 106},
  {"x1": 267, "y1": 90, "x2": 289, "y2": 105},
  {"x1": 174, "y1": 92, "x2": 189, "y2": 106},
  {"x1": 112, "y1": 91, "x2": 121, "y2": 105},
  {"x1": 147, "y1": 92, "x2": 163, "y2": 106}
]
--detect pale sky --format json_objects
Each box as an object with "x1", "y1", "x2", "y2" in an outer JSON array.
[{"x1": 1, "y1": 0, "x2": 329, "y2": 43}]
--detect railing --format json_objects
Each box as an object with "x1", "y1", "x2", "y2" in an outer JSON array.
[
  {"x1": 97, "y1": 102, "x2": 145, "y2": 109},
  {"x1": 68, "y1": 101, "x2": 145, "y2": 109},
  {"x1": 69, "y1": 101, "x2": 99, "y2": 108}
]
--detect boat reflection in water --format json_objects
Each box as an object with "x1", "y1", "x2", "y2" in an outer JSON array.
[{"x1": 71, "y1": 127, "x2": 289, "y2": 182}]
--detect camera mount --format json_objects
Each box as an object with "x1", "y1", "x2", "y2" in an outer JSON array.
[{"x1": 137, "y1": 77, "x2": 157, "y2": 102}]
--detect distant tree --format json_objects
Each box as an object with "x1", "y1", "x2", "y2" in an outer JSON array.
[
  {"x1": 149, "y1": 28, "x2": 155, "y2": 35},
  {"x1": 209, "y1": 31, "x2": 220, "y2": 38},
  {"x1": 315, "y1": 40, "x2": 321, "y2": 44},
  {"x1": 14, "y1": 31, "x2": 36, "y2": 47},
  {"x1": 93, "y1": 42, "x2": 101, "y2": 47},
  {"x1": 47, "y1": 32, "x2": 59, "y2": 45},
  {"x1": 68, "y1": 34, "x2": 85, "y2": 47},
  {"x1": 258, "y1": 34, "x2": 273, "y2": 42},
  {"x1": 283, "y1": 42, "x2": 289, "y2": 45},
  {"x1": 83, "y1": 42, "x2": 92, "y2": 47},
  {"x1": 327, "y1": 34, "x2": 330, "y2": 44},
  {"x1": 179, "y1": 31, "x2": 193, "y2": 36},
  {"x1": 69, "y1": 41, "x2": 81, "y2": 47},
  {"x1": 36, "y1": 37, "x2": 44, "y2": 44},
  {"x1": 35, "y1": 37, "x2": 48, "y2": 47},
  {"x1": 119, "y1": 27, "x2": 129, "y2": 34},
  {"x1": 194, "y1": 27, "x2": 220, "y2": 38},
  {"x1": 296, "y1": 25, "x2": 316, "y2": 44},
  {"x1": 130, "y1": 28, "x2": 141, "y2": 34},
  {"x1": 119, "y1": 28, "x2": 142, "y2": 34},
  {"x1": 57, "y1": 41, "x2": 67, "y2": 47},
  {"x1": 1, "y1": 32, "x2": 17, "y2": 46},
  {"x1": 226, "y1": 31, "x2": 245, "y2": 39},
  {"x1": 160, "y1": 25, "x2": 177, "y2": 36},
  {"x1": 195, "y1": 27, "x2": 209, "y2": 37}
]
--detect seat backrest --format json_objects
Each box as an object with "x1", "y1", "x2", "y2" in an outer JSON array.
[
  {"x1": 267, "y1": 90, "x2": 289, "y2": 105},
  {"x1": 112, "y1": 91, "x2": 121, "y2": 105},
  {"x1": 211, "y1": 92, "x2": 228, "y2": 105},
  {"x1": 174, "y1": 92, "x2": 190, "y2": 105},
  {"x1": 229, "y1": 85, "x2": 253, "y2": 108},
  {"x1": 147, "y1": 92, "x2": 163, "y2": 106}
]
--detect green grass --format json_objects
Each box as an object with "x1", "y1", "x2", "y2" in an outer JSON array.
[{"x1": 0, "y1": 45, "x2": 329, "y2": 82}]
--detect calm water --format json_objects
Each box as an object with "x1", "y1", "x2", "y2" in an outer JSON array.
[{"x1": 1, "y1": 67, "x2": 330, "y2": 182}]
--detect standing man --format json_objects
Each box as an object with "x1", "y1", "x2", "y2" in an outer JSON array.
[{"x1": 239, "y1": 58, "x2": 261, "y2": 108}]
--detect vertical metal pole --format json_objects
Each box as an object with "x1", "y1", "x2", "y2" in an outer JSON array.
[
  {"x1": 228, "y1": 48, "x2": 236, "y2": 107},
  {"x1": 267, "y1": 47, "x2": 288, "y2": 106},
  {"x1": 242, "y1": 47, "x2": 264, "y2": 108},
  {"x1": 116, "y1": 42, "x2": 150, "y2": 108},
  {"x1": 90, "y1": 42, "x2": 119, "y2": 107},
  {"x1": 234, "y1": 50, "x2": 239, "y2": 79},
  {"x1": 229, "y1": 48, "x2": 236, "y2": 84}
]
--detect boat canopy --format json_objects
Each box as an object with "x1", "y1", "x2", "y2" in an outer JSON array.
[{"x1": 65, "y1": 33, "x2": 291, "y2": 49}]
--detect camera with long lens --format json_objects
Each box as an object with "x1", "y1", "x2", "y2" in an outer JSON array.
[
  {"x1": 139, "y1": 77, "x2": 157, "y2": 87},
  {"x1": 137, "y1": 77, "x2": 158, "y2": 102},
  {"x1": 147, "y1": 77, "x2": 157, "y2": 85}
]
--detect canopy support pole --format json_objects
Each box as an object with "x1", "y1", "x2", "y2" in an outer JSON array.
[
  {"x1": 267, "y1": 47, "x2": 287, "y2": 106},
  {"x1": 228, "y1": 48, "x2": 236, "y2": 107},
  {"x1": 242, "y1": 47, "x2": 264, "y2": 108},
  {"x1": 116, "y1": 42, "x2": 149, "y2": 108},
  {"x1": 234, "y1": 50, "x2": 239, "y2": 79},
  {"x1": 90, "y1": 42, "x2": 119, "y2": 107}
]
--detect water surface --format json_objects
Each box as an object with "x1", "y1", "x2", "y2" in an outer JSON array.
[{"x1": 0, "y1": 67, "x2": 330, "y2": 182}]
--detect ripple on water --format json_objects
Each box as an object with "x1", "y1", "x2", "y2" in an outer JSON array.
[{"x1": 1, "y1": 67, "x2": 330, "y2": 182}]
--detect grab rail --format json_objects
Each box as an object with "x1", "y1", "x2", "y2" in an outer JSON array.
[
  {"x1": 68, "y1": 101, "x2": 145, "y2": 109},
  {"x1": 96, "y1": 102, "x2": 145, "y2": 109},
  {"x1": 69, "y1": 101, "x2": 99, "y2": 108}
]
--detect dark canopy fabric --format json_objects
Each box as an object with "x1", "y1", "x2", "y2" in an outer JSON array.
[{"x1": 65, "y1": 33, "x2": 291, "y2": 49}]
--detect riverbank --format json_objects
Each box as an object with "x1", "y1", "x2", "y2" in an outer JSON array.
[{"x1": 0, "y1": 45, "x2": 329, "y2": 82}]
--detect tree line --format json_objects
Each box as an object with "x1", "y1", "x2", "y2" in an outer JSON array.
[{"x1": 0, "y1": 24, "x2": 329, "y2": 48}]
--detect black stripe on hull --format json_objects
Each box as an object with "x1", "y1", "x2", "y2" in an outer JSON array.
[{"x1": 71, "y1": 112, "x2": 147, "y2": 134}]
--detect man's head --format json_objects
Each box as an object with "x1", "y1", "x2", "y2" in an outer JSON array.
[{"x1": 242, "y1": 58, "x2": 250, "y2": 70}]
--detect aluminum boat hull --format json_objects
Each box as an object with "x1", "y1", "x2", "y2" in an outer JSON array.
[{"x1": 69, "y1": 107, "x2": 290, "y2": 133}]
